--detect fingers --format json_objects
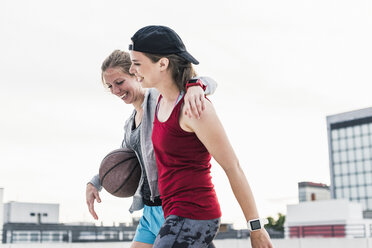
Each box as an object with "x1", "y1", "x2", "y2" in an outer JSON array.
[
  {"x1": 185, "y1": 95, "x2": 205, "y2": 119},
  {"x1": 88, "y1": 200, "x2": 99, "y2": 220},
  {"x1": 86, "y1": 184, "x2": 100, "y2": 220},
  {"x1": 94, "y1": 191, "x2": 101, "y2": 203}
]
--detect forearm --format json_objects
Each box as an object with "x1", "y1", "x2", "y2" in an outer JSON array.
[{"x1": 225, "y1": 164, "x2": 260, "y2": 221}]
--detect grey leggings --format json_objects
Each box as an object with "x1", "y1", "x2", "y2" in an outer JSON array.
[{"x1": 153, "y1": 215, "x2": 220, "y2": 248}]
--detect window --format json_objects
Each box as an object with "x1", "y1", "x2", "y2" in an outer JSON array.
[
  {"x1": 366, "y1": 186, "x2": 372, "y2": 197},
  {"x1": 347, "y1": 138, "x2": 355, "y2": 149},
  {"x1": 359, "y1": 186, "x2": 366, "y2": 197},
  {"x1": 341, "y1": 152, "x2": 348, "y2": 163},
  {"x1": 356, "y1": 161, "x2": 364, "y2": 172},
  {"x1": 335, "y1": 176, "x2": 342, "y2": 187},
  {"x1": 339, "y1": 128, "x2": 346, "y2": 138},
  {"x1": 341, "y1": 163, "x2": 349, "y2": 175},
  {"x1": 350, "y1": 187, "x2": 358, "y2": 198},
  {"x1": 356, "y1": 148, "x2": 363, "y2": 161},
  {"x1": 333, "y1": 152, "x2": 340, "y2": 163},
  {"x1": 343, "y1": 176, "x2": 350, "y2": 187},
  {"x1": 365, "y1": 160, "x2": 372, "y2": 171},
  {"x1": 336, "y1": 188, "x2": 343, "y2": 198},
  {"x1": 363, "y1": 148, "x2": 371, "y2": 160},
  {"x1": 366, "y1": 172, "x2": 372, "y2": 184},
  {"x1": 52, "y1": 233, "x2": 61, "y2": 242},
  {"x1": 334, "y1": 164, "x2": 341, "y2": 175},
  {"x1": 346, "y1": 127, "x2": 353, "y2": 138},
  {"x1": 332, "y1": 129, "x2": 339, "y2": 139},
  {"x1": 343, "y1": 187, "x2": 350, "y2": 198},
  {"x1": 355, "y1": 138, "x2": 362, "y2": 148},
  {"x1": 349, "y1": 162, "x2": 356, "y2": 173},
  {"x1": 358, "y1": 173, "x2": 365, "y2": 185},
  {"x1": 332, "y1": 140, "x2": 339, "y2": 151},
  {"x1": 340, "y1": 139, "x2": 347, "y2": 150},
  {"x1": 354, "y1": 126, "x2": 361, "y2": 136},
  {"x1": 30, "y1": 233, "x2": 39, "y2": 242},
  {"x1": 361, "y1": 124, "x2": 369, "y2": 135},
  {"x1": 350, "y1": 174, "x2": 357, "y2": 186},
  {"x1": 363, "y1": 136, "x2": 370, "y2": 147},
  {"x1": 348, "y1": 149, "x2": 355, "y2": 161}
]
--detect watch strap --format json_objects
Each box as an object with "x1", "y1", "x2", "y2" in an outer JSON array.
[{"x1": 185, "y1": 79, "x2": 207, "y2": 91}]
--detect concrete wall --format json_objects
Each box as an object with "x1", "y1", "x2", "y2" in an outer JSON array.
[
  {"x1": 286, "y1": 199, "x2": 363, "y2": 226},
  {"x1": 299, "y1": 186, "x2": 330, "y2": 202},
  {"x1": 0, "y1": 239, "x2": 371, "y2": 248}
]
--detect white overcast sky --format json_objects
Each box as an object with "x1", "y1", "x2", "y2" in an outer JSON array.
[{"x1": 1, "y1": 0, "x2": 372, "y2": 228}]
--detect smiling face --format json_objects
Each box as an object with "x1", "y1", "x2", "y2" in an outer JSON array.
[
  {"x1": 129, "y1": 50, "x2": 164, "y2": 89},
  {"x1": 102, "y1": 67, "x2": 143, "y2": 105}
]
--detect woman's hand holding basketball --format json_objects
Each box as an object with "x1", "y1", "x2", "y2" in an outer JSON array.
[{"x1": 86, "y1": 183, "x2": 101, "y2": 220}]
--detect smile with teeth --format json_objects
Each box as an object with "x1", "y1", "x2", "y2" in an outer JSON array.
[{"x1": 120, "y1": 92, "x2": 128, "y2": 99}]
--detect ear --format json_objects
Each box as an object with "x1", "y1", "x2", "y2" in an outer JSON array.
[{"x1": 158, "y1": 57, "x2": 169, "y2": 72}]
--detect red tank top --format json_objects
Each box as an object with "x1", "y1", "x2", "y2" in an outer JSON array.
[{"x1": 152, "y1": 94, "x2": 221, "y2": 220}]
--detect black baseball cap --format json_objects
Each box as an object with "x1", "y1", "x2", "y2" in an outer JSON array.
[{"x1": 129, "y1": 25, "x2": 199, "y2": 65}]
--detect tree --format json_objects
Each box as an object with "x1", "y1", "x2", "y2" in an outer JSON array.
[{"x1": 265, "y1": 213, "x2": 285, "y2": 232}]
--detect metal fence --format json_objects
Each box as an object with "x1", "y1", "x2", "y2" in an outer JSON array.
[{"x1": 289, "y1": 224, "x2": 367, "y2": 238}]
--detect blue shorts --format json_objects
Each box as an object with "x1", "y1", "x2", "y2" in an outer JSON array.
[{"x1": 133, "y1": 205, "x2": 165, "y2": 244}]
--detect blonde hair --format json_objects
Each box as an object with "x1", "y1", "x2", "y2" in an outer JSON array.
[{"x1": 101, "y1": 50, "x2": 133, "y2": 83}]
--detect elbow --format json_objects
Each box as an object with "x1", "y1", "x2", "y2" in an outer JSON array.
[{"x1": 223, "y1": 160, "x2": 243, "y2": 175}]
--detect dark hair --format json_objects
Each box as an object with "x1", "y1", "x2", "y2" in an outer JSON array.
[
  {"x1": 101, "y1": 50, "x2": 133, "y2": 83},
  {"x1": 143, "y1": 53, "x2": 196, "y2": 92}
]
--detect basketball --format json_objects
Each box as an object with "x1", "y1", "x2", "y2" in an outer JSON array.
[{"x1": 99, "y1": 148, "x2": 141, "y2": 198}]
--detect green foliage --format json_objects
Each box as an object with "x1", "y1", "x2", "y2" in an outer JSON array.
[{"x1": 265, "y1": 213, "x2": 285, "y2": 231}]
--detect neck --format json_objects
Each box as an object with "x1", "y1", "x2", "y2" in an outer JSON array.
[
  {"x1": 132, "y1": 88, "x2": 146, "y2": 112},
  {"x1": 156, "y1": 77, "x2": 181, "y2": 103}
]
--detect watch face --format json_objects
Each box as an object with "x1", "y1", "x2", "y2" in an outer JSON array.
[{"x1": 250, "y1": 220, "x2": 261, "y2": 230}]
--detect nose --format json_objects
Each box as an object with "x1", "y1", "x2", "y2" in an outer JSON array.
[{"x1": 129, "y1": 63, "x2": 136, "y2": 75}]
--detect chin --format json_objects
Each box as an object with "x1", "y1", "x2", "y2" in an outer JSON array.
[{"x1": 140, "y1": 81, "x2": 151, "y2": 89}]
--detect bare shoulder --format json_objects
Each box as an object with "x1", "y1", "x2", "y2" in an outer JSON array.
[{"x1": 180, "y1": 99, "x2": 218, "y2": 132}]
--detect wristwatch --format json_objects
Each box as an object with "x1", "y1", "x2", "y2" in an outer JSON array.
[
  {"x1": 247, "y1": 218, "x2": 268, "y2": 232},
  {"x1": 185, "y1": 78, "x2": 207, "y2": 91}
]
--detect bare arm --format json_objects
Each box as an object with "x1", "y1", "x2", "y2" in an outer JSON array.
[{"x1": 180, "y1": 101, "x2": 273, "y2": 248}]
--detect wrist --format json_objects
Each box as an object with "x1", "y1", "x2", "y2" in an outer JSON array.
[
  {"x1": 247, "y1": 218, "x2": 268, "y2": 232},
  {"x1": 185, "y1": 78, "x2": 206, "y2": 91}
]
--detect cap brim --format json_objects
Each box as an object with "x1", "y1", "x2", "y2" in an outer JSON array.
[{"x1": 178, "y1": 51, "x2": 199, "y2": 65}]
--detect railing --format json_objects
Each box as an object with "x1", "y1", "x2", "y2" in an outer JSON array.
[{"x1": 289, "y1": 224, "x2": 367, "y2": 238}]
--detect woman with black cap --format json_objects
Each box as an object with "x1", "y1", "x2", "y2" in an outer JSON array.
[
  {"x1": 129, "y1": 26, "x2": 273, "y2": 248},
  {"x1": 86, "y1": 49, "x2": 218, "y2": 248}
]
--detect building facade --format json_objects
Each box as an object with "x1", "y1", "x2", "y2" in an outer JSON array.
[
  {"x1": 298, "y1": 182, "x2": 331, "y2": 202},
  {"x1": 327, "y1": 107, "x2": 372, "y2": 217},
  {"x1": 286, "y1": 199, "x2": 372, "y2": 238},
  {"x1": 3, "y1": 202, "x2": 59, "y2": 224}
]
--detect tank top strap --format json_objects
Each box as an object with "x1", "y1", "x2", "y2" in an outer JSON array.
[{"x1": 155, "y1": 92, "x2": 185, "y2": 123}]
